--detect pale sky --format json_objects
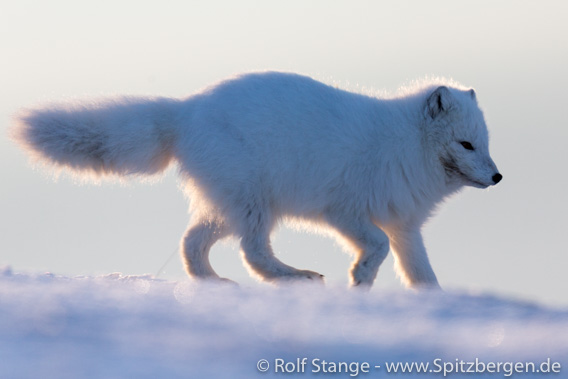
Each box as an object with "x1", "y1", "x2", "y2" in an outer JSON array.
[{"x1": 1, "y1": 1, "x2": 567, "y2": 306}]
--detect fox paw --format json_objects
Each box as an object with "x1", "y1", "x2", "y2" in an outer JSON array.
[
  {"x1": 297, "y1": 269, "x2": 325, "y2": 282},
  {"x1": 269, "y1": 269, "x2": 325, "y2": 284}
]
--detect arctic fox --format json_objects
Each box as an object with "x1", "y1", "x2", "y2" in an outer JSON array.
[{"x1": 13, "y1": 72, "x2": 501, "y2": 288}]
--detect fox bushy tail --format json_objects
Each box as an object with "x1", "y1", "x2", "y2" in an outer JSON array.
[{"x1": 13, "y1": 97, "x2": 181, "y2": 178}]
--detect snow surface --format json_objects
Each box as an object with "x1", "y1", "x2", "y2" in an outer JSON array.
[{"x1": 0, "y1": 267, "x2": 566, "y2": 378}]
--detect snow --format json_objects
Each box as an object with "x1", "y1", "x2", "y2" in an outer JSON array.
[{"x1": 0, "y1": 267, "x2": 566, "y2": 378}]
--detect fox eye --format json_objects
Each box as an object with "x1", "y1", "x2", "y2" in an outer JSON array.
[{"x1": 460, "y1": 141, "x2": 475, "y2": 151}]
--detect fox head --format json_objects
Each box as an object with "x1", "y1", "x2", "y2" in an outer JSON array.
[{"x1": 423, "y1": 85, "x2": 502, "y2": 189}]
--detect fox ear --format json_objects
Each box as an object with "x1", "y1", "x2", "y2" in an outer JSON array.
[
  {"x1": 425, "y1": 86, "x2": 453, "y2": 120},
  {"x1": 469, "y1": 89, "x2": 476, "y2": 100}
]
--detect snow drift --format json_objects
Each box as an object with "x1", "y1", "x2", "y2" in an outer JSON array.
[{"x1": 0, "y1": 267, "x2": 565, "y2": 378}]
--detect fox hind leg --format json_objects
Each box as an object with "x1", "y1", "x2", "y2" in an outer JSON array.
[
  {"x1": 181, "y1": 219, "x2": 228, "y2": 280},
  {"x1": 239, "y1": 208, "x2": 324, "y2": 282}
]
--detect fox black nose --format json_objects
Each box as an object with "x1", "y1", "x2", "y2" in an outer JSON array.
[{"x1": 492, "y1": 173, "x2": 503, "y2": 184}]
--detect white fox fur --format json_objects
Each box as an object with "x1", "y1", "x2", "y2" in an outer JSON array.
[{"x1": 13, "y1": 72, "x2": 502, "y2": 288}]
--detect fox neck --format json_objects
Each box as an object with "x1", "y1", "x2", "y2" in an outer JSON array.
[{"x1": 369, "y1": 103, "x2": 461, "y2": 227}]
